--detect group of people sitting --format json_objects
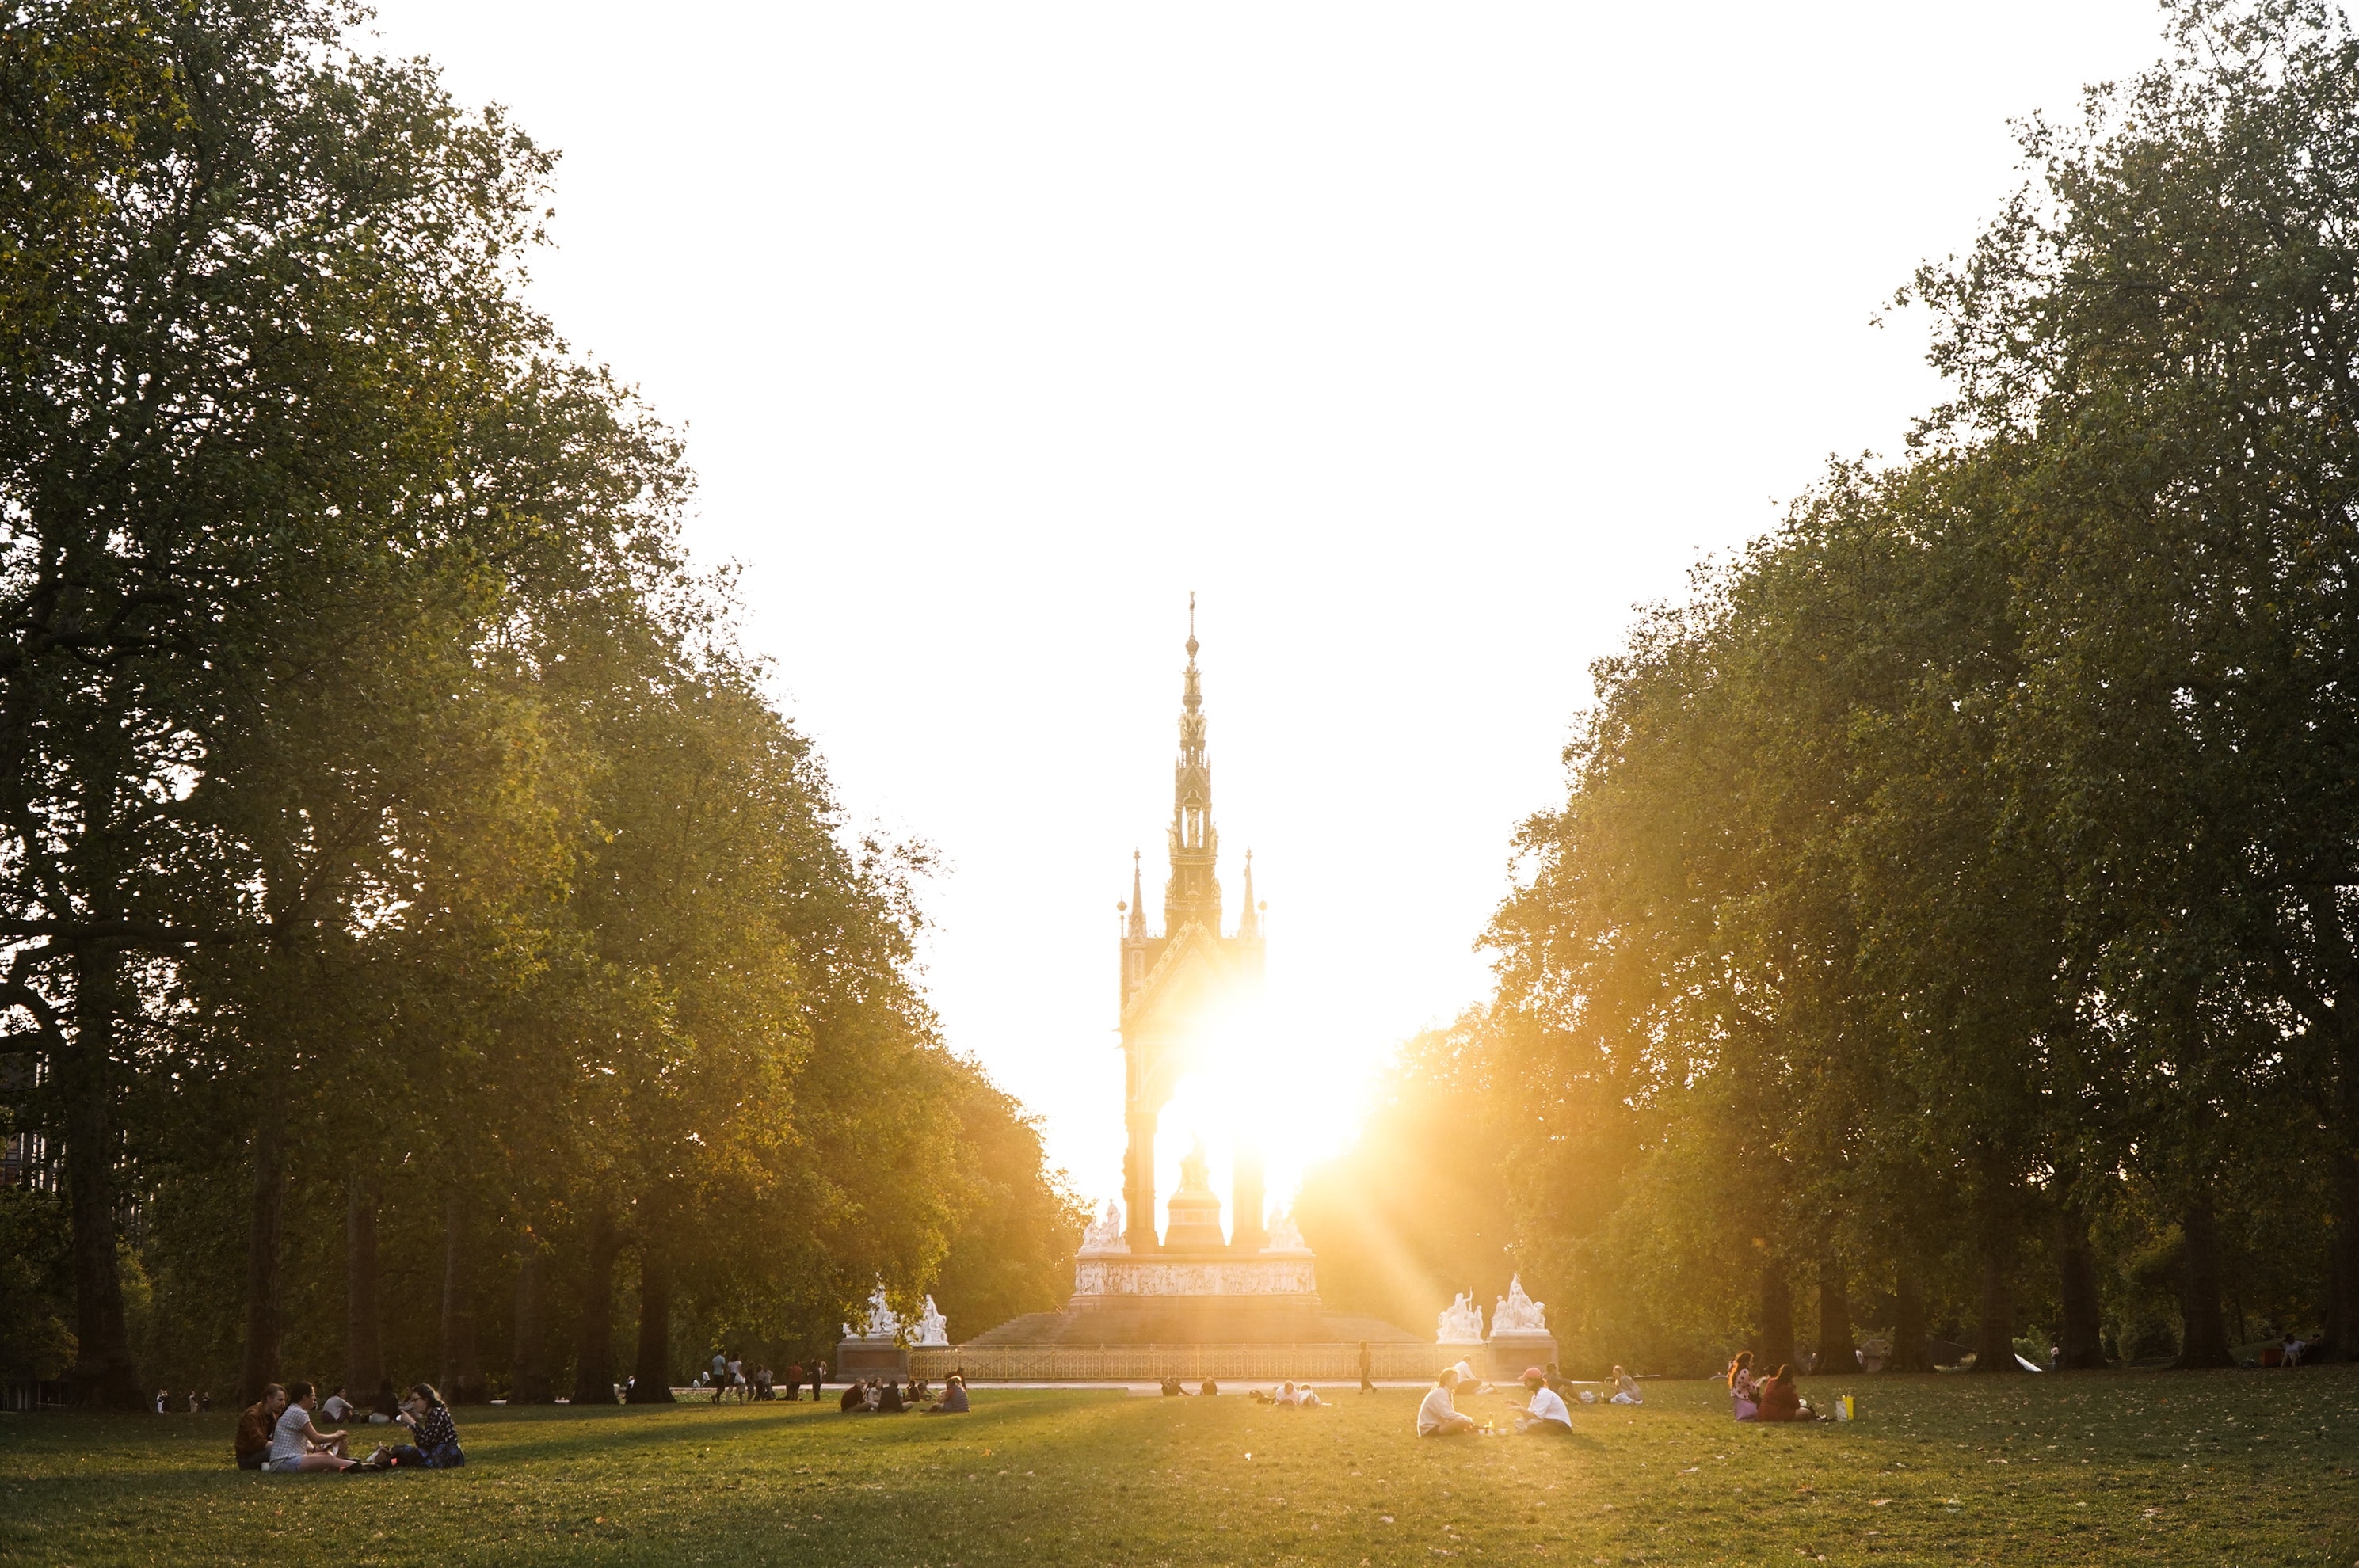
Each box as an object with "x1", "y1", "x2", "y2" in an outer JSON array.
[
  {"x1": 233, "y1": 1380, "x2": 465, "y2": 1473},
  {"x1": 1248, "y1": 1380, "x2": 1324, "y2": 1408},
  {"x1": 837, "y1": 1374, "x2": 967, "y2": 1414},
  {"x1": 1727, "y1": 1352, "x2": 1822, "y2": 1421},
  {"x1": 1414, "y1": 1362, "x2": 1646, "y2": 1438}
]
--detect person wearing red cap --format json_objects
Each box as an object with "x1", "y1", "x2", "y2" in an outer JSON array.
[{"x1": 1514, "y1": 1368, "x2": 1573, "y2": 1435}]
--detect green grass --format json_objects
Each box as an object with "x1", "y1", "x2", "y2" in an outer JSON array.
[{"x1": 3, "y1": 1369, "x2": 2357, "y2": 1566}]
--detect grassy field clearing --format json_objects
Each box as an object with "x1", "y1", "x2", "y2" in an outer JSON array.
[{"x1": 2, "y1": 1369, "x2": 2355, "y2": 1566}]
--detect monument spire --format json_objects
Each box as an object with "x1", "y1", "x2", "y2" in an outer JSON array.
[
  {"x1": 1237, "y1": 849, "x2": 1260, "y2": 938},
  {"x1": 1164, "y1": 595, "x2": 1221, "y2": 934},
  {"x1": 1127, "y1": 851, "x2": 1147, "y2": 939}
]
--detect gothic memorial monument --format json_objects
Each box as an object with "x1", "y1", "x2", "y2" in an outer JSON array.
[{"x1": 961, "y1": 612, "x2": 1421, "y2": 1372}]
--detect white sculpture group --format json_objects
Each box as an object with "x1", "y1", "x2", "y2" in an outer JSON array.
[
  {"x1": 1436, "y1": 1292, "x2": 1486, "y2": 1345},
  {"x1": 915, "y1": 1295, "x2": 950, "y2": 1348},
  {"x1": 842, "y1": 1282, "x2": 950, "y2": 1347},
  {"x1": 1079, "y1": 1197, "x2": 1129, "y2": 1255},
  {"x1": 1263, "y1": 1206, "x2": 1309, "y2": 1254},
  {"x1": 844, "y1": 1283, "x2": 900, "y2": 1342},
  {"x1": 1436, "y1": 1273, "x2": 1548, "y2": 1345},
  {"x1": 1493, "y1": 1274, "x2": 1547, "y2": 1334},
  {"x1": 1079, "y1": 1193, "x2": 1311, "y2": 1255}
]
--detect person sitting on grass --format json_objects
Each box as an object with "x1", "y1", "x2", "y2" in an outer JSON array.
[
  {"x1": 1514, "y1": 1368, "x2": 1573, "y2": 1435},
  {"x1": 1727, "y1": 1353, "x2": 1759, "y2": 1421},
  {"x1": 235, "y1": 1384, "x2": 288, "y2": 1471},
  {"x1": 321, "y1": 1384, "x2": 358, "y2": 1424},
  {"x1": 839, "y1": 1380, "x2": 864, "y2": 1413},
  {"x1": 1160, "y1": 1376, "x2": 1185, "y2": 1396},
  {"x1": 385, "y1": 1383, "x2": 466, "y2": 1468},
  {"x1": 267, "y1": 1382, "x2": 358, "y2": 1472},
  {"x1": 1417, "y1": 1368, "x2": 1478, "y2": 1437},
  {"x1": 878, "y1": 1379, "x2": 906, "y2": 1414},
  {"x1": 1610, "y1": 1366, "x2": 1643, "y2": 1406},
  {"x1": 924, "y1": 1375, "x2": 970, "y2": 1414},
  {"x1": 1756, "y1": 1365, "x2": 1808, "y2": 1422},
  {"x1": 1199, "y1": 1379, "x2": 1218, "y2": 1397}
]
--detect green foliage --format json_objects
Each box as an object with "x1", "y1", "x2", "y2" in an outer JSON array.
[
  {"x1": 0, "y1": 1186, "x2": 75, "y2": 1381},
  {"x1": 0, "y1": 0, "x2": 1075, "y2": 1406},
  {"x1": 1315, "y1": 0, "x2": 2359, "y2": 1377}
]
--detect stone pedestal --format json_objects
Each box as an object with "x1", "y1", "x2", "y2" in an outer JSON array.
[
  {"x1": 834, "y1": 1338, "x2": 909, "y2": 1383},
  {"x1": 1486, "y1": 1330, "x2": 1558, "y2": 1383}
]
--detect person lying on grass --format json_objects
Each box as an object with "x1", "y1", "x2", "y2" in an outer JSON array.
[
  {"x1": 1514, "y1": 1368, "x2": 1572, "y2": 1435},
  {"x1": 266, "y1": 1382, "x2": 359, "y2": 1472},
  {"x1": 1417, "y1": 1368, "x2": 1477, "y2": 1437},
  {"x1": 234, "y1": 1384, "x2": 288, "y2": 1471},
  {"x1": 383, "y1": 1383, "x2": 466, "y2": 1468}
]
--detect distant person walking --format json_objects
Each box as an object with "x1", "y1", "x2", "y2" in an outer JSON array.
[{"x1": 1359, "y1": 1341, "x2": 1374, "y2": 1394}]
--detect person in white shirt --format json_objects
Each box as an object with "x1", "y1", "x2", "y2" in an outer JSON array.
[
  {"x1": 1296, "y1": 1383, "x2": 1323, "y2": 1409},
  {"x1": 1515, "y1": 1368, "x2": 1573, "y2": 1434},
  {"x1": 1416, "y1": 1369, "x2": 1477, "y2": 1437},
  {"x1": 1274, "y1": 1380, "x2": 1299, "y2": 1407},
  {"x1": 265, "y1": 1382, "x2": 359, "y2": 1472},
  {"x1": 1609, "y1": 1365, "x2": 1643, "y2": 1406},
  {"x1": 321, "y1": 1385, "x2": 357, "y2": 1423}
]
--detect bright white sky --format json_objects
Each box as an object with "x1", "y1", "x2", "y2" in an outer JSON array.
[{"x1": 372, "y1": 0, "x2": 2165, "y2": 1226}]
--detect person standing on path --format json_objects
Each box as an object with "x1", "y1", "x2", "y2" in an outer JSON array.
[
  {"x1": 810, "y1": 1360, "x2": 825, "y2": 1401},
  {"x1": 1359, "y1": 1342, "x2": 1374, "y2": 1393}
]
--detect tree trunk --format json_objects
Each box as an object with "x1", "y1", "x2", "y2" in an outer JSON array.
[
  {"x1": 1756, "y1": 1259, "x2": 1795, "y2": 1374},
  {"x1": 628, "y1": 1243, "x2": 676, "y2": 1403},
  {"x1": 238, "y1": 1108, "x2": 287, "y2": 1402},
  {"x1": 1971, "y1": 1226, "x2": 2018, "y2": 1372},
  {"x1": 2056, "y1": 1205, "x2": 2107, "y2": 1369},
  {"x1": 1815, "y1": 1249, "x2": 1854, "y2": 1376},
  {"x1": 1888, "y1": 1272, "x2": 1933, "y2": 1372},
  {"x1": 512, "y1": 1228, "x2": 550, "y2": 1404},
  {"x1": 63, "y1": 947, "x2": 142, "y2": 1409},
  {"x1": 439, "y1": 1189, "x2": 485, "y2": 1403},
  {"x1": 2327, "y1": 1137, "x2": 2359, "y2": 1362},
  {"x1": 345, "y1": 1180, "x2": 383, "y2": 1405},
  {"x1": 2174, "y1": 1192, "x2": 2236, "y2": 1369},
  {"x1": 573, "y1": 1201, "x2": 620, "y2": 1405}
]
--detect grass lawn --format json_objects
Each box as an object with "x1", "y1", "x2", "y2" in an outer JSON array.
[{"x1": 3, "y1": 1368, "x2": 2357, "y2": 1566}]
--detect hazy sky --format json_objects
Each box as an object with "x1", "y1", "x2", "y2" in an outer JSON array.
[{"x1": 371, "y1": 0, "x2": 2165, "y2": 1221}]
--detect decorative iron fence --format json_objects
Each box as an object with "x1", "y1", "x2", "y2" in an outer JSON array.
[{"x1": 911, "y1": 1342, "x2": 1450, "y2": 1383}]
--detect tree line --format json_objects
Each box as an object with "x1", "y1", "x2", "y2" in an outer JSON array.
[
  {"x1": 0, "y1": 0, "x2": 1081, "y2": 1410},
  {"x1": 1304, "y1": 0, "x2": 2359, "y2": 1376}
]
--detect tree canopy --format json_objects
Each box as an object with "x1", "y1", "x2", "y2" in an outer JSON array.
[
  {"x1": 1, "y1": 0, "x2": 1080, "y2": 1408},
  {"x1": 1303, "y1": 0, "x2": 2359, "y2": 1376}
]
